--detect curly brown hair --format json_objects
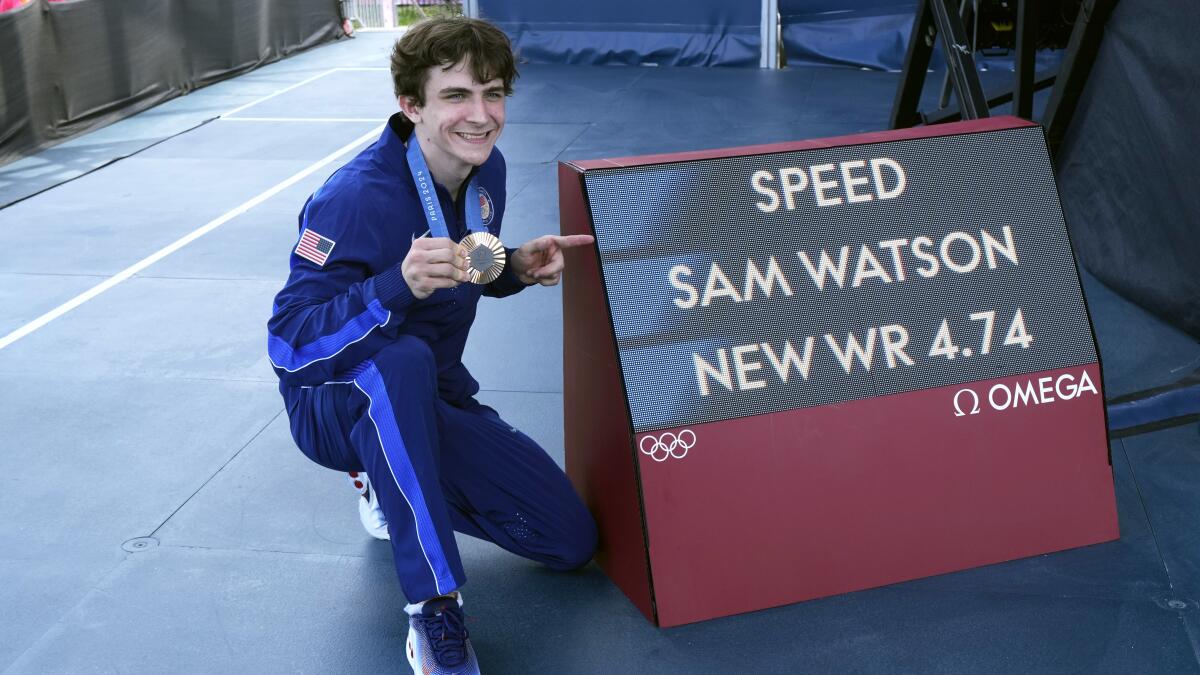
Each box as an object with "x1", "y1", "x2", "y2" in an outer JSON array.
[{"x1": 390, "y1": 17, "x2": 518, "y2": 106}]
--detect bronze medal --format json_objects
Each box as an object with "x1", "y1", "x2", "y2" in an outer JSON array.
[{"x1": 460, "y1": 231, "x2": 506, "y2": 284}]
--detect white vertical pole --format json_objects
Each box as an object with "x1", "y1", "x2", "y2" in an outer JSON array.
[
  {"x1": 464, "y1": 0, "x2": 479, "y2": 19},
  {"x1": 760, "y1": 0, "x2": 779, "y2": 69},
  {"x1": 381, "y1": 0, "x2": 395, "y2": 28}
]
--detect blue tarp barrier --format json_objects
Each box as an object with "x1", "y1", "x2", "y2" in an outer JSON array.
[
  {"x1": 479, "y1": 1, "x2": 1049, "y2": 72},
  {"x1": 479, "y1": 0, "x2": 760, "y2": 67},
  {"x1": 780, "y1": 1, "x2": 917, "y2": 70}
]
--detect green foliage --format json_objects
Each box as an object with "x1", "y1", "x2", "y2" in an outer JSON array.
[{"x1": 396, "y1": 3, "x2": 463, "y2": 27}]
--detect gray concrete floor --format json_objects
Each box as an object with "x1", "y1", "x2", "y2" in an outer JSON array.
[{"x1": 2, "y1": 31, "x2": 1199, "y2": 674}]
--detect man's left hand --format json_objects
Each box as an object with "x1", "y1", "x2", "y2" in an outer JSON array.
[{"x1": 510, "y1": 234, "x2": 595, "y2": 286}]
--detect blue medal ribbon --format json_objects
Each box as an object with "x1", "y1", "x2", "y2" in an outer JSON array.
[{"x1": 405, "y1": 132, "x2": 486, "y2": 240}]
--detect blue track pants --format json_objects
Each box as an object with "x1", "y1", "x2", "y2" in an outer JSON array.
[{"x1": 284, "y1": 335, "x2": 597, "y2": 602}]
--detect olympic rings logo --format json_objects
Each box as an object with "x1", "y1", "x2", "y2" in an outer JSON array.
[{"x1": 639, "y1": 429, "x2": 696, "y2": 462}]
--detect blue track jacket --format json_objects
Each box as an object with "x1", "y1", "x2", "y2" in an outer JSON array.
[{"x1": 267, "y1": 115, "x2": 527, "y2": 403}]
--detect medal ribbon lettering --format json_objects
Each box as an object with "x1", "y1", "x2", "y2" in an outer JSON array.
[{"x1": 405, "y1": 132, "x2": 506, "y2": 283}]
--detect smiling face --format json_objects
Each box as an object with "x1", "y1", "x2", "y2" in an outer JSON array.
[{"x1": 400, "y1": 59, "x2": 506, "y2": 194}]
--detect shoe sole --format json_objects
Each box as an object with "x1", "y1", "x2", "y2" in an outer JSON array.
[{"x1": 350, "y1": 472, "x2": 390, "y2": 541}]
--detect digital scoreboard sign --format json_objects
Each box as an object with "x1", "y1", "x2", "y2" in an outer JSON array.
[
  {"x1": 585, "y1": 124, "x2": 1096, "y2": 433},
  {"x1": 559, "y1": 117, "x2": 1118, "y2": 627}
]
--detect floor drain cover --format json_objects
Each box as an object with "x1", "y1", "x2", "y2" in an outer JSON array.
[{"x1": 122, "y1": 537, "x2": 159, "y2": 553}]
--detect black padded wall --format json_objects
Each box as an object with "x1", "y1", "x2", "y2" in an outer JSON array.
[
  {"x1": 1056, "y1": 1, "x2": 1200, "y2": 338},
  {"x1": 0, "y1": 0, "x2": 341, "y2": 165}
]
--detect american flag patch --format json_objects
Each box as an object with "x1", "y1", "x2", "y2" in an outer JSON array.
[{"x1": 295, "y1": 229, "x2": 336, "y2": 266}]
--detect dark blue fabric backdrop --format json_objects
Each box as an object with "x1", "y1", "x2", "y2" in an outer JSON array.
[
  {"x1": 478, "y1": 0, "x2": 928, "y2": 70},
  {"x1": 478, "y1": 0, "x2": 760, "y2": 67},
  {"x1": 780, "y1": 0, "x2": 917, "y2": 70}
]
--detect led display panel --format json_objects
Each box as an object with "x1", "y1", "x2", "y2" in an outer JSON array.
[{"x1": 583, "y1": 125, "x2": 1097, "y2": 434}]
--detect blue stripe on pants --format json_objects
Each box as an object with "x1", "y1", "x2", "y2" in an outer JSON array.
[{"x1": 353, "y1": 360, "x2": 457, "y2": 595}]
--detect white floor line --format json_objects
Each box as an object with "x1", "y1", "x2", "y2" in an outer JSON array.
[
  {"x1": 220, "y1": 68, "x2": 339, "y2": 118},
  {"x1": 0, "y1": 124, "x2": 384, "y2": 352},
  {"x1": 220, "y1": 117, "x2": 383, "y2": 123}
]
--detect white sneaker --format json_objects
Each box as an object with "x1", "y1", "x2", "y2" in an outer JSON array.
[
  {"x1": 348, "y1": 472, "x2": 389, "y2": 540},
  {"x1": 405, "y1": 593, "x2": 480, "y2": 675}
]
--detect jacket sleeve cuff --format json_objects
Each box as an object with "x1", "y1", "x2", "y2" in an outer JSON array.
[
  {"x1": 485, "y1": 247, "x2": 533, "y2": 298},
  {"x1": 373, "y1": 263, "x2": 416, "y2": 311}
]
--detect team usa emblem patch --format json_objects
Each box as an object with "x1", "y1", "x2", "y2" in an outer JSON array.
[
  {"x1": 295, "y1": 228, "x2": 336, "y2": 266},
  {"x1": 478, "y1": 186, "x2": 494, "y2": 226}
]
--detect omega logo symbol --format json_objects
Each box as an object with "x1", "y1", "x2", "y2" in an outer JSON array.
[
  {"x1": 639, "y1": 429, "x2": 696, "y2": 462},
  {"x1": 953, "y1": 388, "x2": 981, "y2": 416}
]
